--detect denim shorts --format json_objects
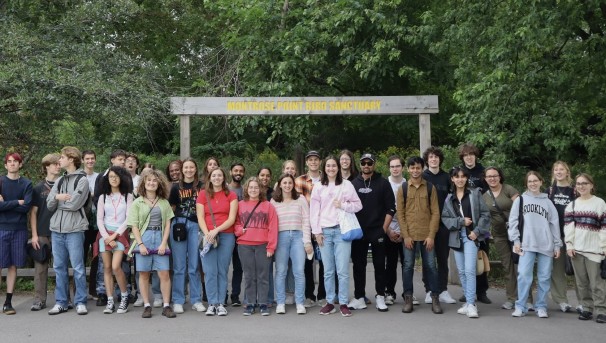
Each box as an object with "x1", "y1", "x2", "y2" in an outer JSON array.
[
  {"x1": 98, "y1": 225, "x2": 125, "y2": 253},
  {"x1": 135, "y1": 229, "x2": 170, "y2": 272},
  {"x1": 0, "y1": 230, "x2": 27, "y2": 268}
]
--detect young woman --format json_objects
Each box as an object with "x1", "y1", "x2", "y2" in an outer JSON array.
[
  {"x1": 339, "y1": 149, "x2": 359, "y2": 181},
  {"x1": 96, "y1": 166, "x2": 134, "y2": 314},
  {"x1": 481, "y1": 167, "x2": 528, "y2": 310},
  {"x1": 128, "y1": 170, "x2": 175, "y2": 319},
  {"x1": 310, "y1": 156, "x2": 362, "y2": 316},
  {"x1": 196, "y1": 168, "x2": 238, "y2": 317},
  {"x1": 508, "y1": 171, "x2": 562, "y2": 319},
  {"x1": 166, "y1": 160, "x2": 182, "y2": 184},
  {"x1": 271, "y1": 174, "x2": 312, "y2": 315},
  {"x1": 273, "y1": 160, "x2": 298, "y2": 190},
  {"x1": 258, "y1": 167, "x2": 273, "y2": 199},
  {"x1": 564, "y1": 173, "x2": 606, "y2": 324},
  {"x1": 442, "y1": 166, "x2": 490, "y2": 318},
  {"x1": 202, "y1": 157, "x2": 220, "y2": 183},
  {"x1": 168, "y1": 158, "x2": 204, "y2": 314},
  {"x1": 235, "y1": 177, "x2": 278, "y2": 316},
  {"x1": 548, "y1": 161, "x2": 580, "y2": 313}
]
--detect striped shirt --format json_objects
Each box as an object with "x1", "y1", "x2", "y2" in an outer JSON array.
[{"x1": 270, "y1": 197, "x2": 312, "y2": 245}]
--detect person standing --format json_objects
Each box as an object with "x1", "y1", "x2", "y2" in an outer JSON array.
[
  {"x1": 349, "y1": 153, "x2": 395, "y2": 312},
  {"x1": 125, "y1": 153, "x2": 141, "y2": 194},
  {"x1": 47, "y1": 147, "x2": 90, "y2": 315},
  {"x1": 339, "y1": 149, "x2": 359, "y2": 181},
  {"x1": 82, "y1": 150, "x2": 100, "y2": 300},
  {"x1": 385, "y1": 155, "x2": 406, "y2": 306},
  {"x1": 0, "y1": 152, "x2": 33, "y2": 315},
  {"x1": 397, "y1": 156, "x2": 442, "y2": 314},
  {"x1": 166, "y1": 160, "x2": 182, "y2": 184},
  {"x1": 227, "y1": 162, "x2": 246, "y2": 306}
]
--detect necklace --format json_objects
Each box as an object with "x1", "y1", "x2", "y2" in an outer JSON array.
[
  {"x1": 359, "y1": 178, "x2": 372, "y2": 194},
  {"x1": 110, "y1": 193, "x2": 122, "y2": 221}
]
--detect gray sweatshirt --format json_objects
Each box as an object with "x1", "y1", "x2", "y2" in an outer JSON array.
[
  {"x1": 47, "y1": 169, "x2": 90, "y2": 233},
  {"x1": 508, "y1": 191, "x2": 562, "y2": 257}
]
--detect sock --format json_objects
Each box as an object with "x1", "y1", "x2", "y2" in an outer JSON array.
[
  {"x1": 164, "y1": 303, "x2": 169, "y2": 307},
  {"x1": 144, "y1": 303, "x2": 151, "y2": 307},
  {"x1": 121, "y1": 292, "x2": 128, "y2": 299},
  {"x1": 5, "y1": 293, "x2": 13, "y2": 305},
  {"x1": 107, "y1": 296, "x2": 114, "y2": 304}
]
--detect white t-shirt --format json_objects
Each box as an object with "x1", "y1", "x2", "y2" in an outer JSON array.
[{"x1": 388, "y1": 176, "x2": 406, "y2": 233}]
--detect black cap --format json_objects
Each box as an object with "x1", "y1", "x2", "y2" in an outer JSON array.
[
  {"x1": 359, "y1": 153, "x2": 376, "y2": 162},
  {"x1": 305, "y1": 150, "x2": 321, "y2": 159},
  {"x1": 27, "y1": 242, "x2": 51, "y2": 263}
]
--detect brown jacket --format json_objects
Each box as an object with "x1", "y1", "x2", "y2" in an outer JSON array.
[{"x1": 396, "y1": 179, "x2": 440, "y2": 241}]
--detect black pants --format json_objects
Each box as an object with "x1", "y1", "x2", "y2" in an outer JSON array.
[
  {"x1": 83, "y1": 229, "x2": 98, "y2": 296},
  {"x1": 423, "y1": 225, "x2": 450, "y2": 293},
  {"x1": 305, "y1": 241, "x2": 326, "y2": 300},
  {"x1": 351, "y1": 234, "x2": 387, "y2": 299},
  {"x1": 230, "y1": 242, "x2": 243, "y2": 301},
  {"x1": 385, "y1": 237, "x2": 404, "y2": 296}
]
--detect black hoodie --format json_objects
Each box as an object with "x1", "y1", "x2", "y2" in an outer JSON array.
[{"x1": 351, "y1": 172, "x2": 396, "y2": 240}]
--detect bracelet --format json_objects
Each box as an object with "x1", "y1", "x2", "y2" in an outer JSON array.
[{"x1": 137, "y1": 242, "x2": 144, "y2": 246}]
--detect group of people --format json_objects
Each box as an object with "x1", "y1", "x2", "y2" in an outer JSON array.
[{"x1": 0, "y1": 144, "x2": 604, "y2": 324}]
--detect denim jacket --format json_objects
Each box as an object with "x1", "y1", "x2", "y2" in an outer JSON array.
[{"x1": 442, "y1": 188, "x2": 491, "y2": 249}]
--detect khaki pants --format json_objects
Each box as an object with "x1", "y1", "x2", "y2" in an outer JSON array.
[
  {"x1": 550, "y1": 245, "x2": 580, "y2": 304},
  {"x1": 33, "y1": 236, "x2": 51, "y2": 304},
  {"x1": 571, "y1": 253, "x2": 606, "y2": 316},
  {"x1": 493, "y1": 235, "x2": 533, "y2": 302}
]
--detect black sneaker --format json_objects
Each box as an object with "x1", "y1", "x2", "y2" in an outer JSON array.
[
  {"x1": 459, "y1": 295, "x2": 466, "y2": 303},
  {"x1": 596, "y1": 314, "x2": 606, "y2": 324},
  {"x1": 231, "y1": 298, "x2": 242, "y2": 307},
  {"x1": 3, "y1": 304, "x2": 16, "y2": 315},
  {"x1": 579, "y1": 311, "x2": 593, "y2": 321},
  {"x1": 96, "y1": 293, "x2": 108, "y2": 306},
  {"x1": 31, "y1": 301, "x2": 46, "y2": 311},
  {"x1": 477, "y1": 294, "x2": 492, "y2": 304},
  {"x1": 243, "y1": 304, "x2": 254, "y2": 316}
]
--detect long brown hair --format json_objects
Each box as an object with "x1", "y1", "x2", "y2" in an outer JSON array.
[
  {"x1": 205, "y1": 168, "x2": 230, "y2": 198},
  {"x1": 272, "y1": 174, "x2": 299, "y2": 202}
]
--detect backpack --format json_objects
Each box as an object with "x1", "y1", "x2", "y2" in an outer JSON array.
[
  {"x1": 401, "y1": 180, "x2": 434, "y2": 209},
  {"x1": 56, "y1": 174, "x2": 92, "y2": 219}
]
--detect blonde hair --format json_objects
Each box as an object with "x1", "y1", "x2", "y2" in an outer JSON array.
[
  {"x1": 41, "y1": 153, "x2": 60, "y2": 176},
  {"x1": 551, "y1": 160, "x2": 572, "y2": 185}
]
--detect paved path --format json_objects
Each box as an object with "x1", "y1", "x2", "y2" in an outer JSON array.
[{"x1": 0, "y1": 265, "x2": 603, "y2": 343}]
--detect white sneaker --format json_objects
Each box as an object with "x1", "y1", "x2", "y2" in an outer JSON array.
[
  {"x1": 296, "y1": 304, "x2": 306, "y2": 314},
  {"x1": 457, "y1": 304, "x2": 468, "y2": 315},
  {"x1": 537, "y1": 308, "x2": 549, "y2": 318},
  {"x1": 192, "y1": 302, "x2": 206, "y2": 312},
  {"x1": 347, "y1": 297, "x2": 367, "y2": 310},
  {"x1": 559, "y1": 302, "x2": 571, "y2": 313},
  {"x1": 412, "y1": 296, "x2": 420, "y2": 305},
  {"x1": 133, "y1": 298, "x2": 144, "y2": 307},
  {"x1": 76, "y1": 304, "x2": 88, "y2": 315},
  {"x1": 318, "y1": 299, "x2": 328, "y2": 307},
  {"x1": 576, "y1": 305, "x2": 584, "y2": 314},
  {"x1": 303, "y1": 298, "x2": 316, "y2": 308},
  {"x1": 466, "y1": 304, "x2": 479, "y2": 318},
  {"x1": 206, "y1": 304, "x2": 217, "y2": 316},
  {"x1": 512, "y1": 308, "x2": 525, "y2": 317},
  {"x1": 375, "y1": 295, "x2": 388, "y2": 312},
  {"x1": 103, "y1": 301, "x2": 115, "y2": 314},
  {"x1": 217, "y1": 304, "x2": 228, "y2": 316},
  {"x1": 439, "y1": 291, "x2": 457, "y2": 304},
  {"x1": 501, "y1": 301, "x2": 514, "y2": 310},
  {"x1": 48, "y1": 304, "x2": 68, "y2": 315},
  {"x1": 385, "y1": 294, "x2": 395, "y2": 305},
  {"x1": 276, "y1": 304, "x2": 286, "y2": 314},
  {"x1": 153, "y1": 298, "x2": 163, "y2": 308},
  {"x1": 285, "y1": 293, "x2": 295, "y2": 305},
  {"x1": 526, "y1": 303, "x2": 535, "y2": 311},
  {"x1": 424, "y1": 291, "x2": 432, "y2": 304},
  {"x1": 173, "y1": 304, "x2": 184, "y2": 314}
]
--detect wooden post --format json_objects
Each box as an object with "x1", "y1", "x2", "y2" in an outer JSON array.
[
  {"x1": 419, "y1": 113, "x2": 431, "y2": 155},
  {"x1": 180, "y1": 115, "x2": 190, "y2": 160}
]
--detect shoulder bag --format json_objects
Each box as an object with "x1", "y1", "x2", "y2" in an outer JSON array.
[{"x1": 336, "y1": 185, "x2": 363, "y2": 241}]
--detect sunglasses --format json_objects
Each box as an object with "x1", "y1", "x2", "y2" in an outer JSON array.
[{"x1": 361, "y1": 161, "x2": 374, "y2": 166}]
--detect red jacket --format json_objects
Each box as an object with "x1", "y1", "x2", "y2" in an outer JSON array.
[{"x1": 234, "y1": 200, "x2": 278, "y2": 253}]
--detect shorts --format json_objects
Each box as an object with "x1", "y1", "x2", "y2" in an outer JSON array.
[
  {"x1": 135, "y1": 229, "x2": 170, "y2": 272},
  {"x1": 0, "y1": 230, "x2": 27, "y2": 268},
  {"x1": 98, "y1": 226, "x2": 125, "y2": 253}
]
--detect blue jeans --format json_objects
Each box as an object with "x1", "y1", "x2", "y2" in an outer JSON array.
[
  {"x1": 515, "y1": 251, "x2": 553, "y2": 312},
  {"x1": 275, "y1": 230, "x2": 306, "y2": 305},
  {"x1": 318, "y1": 226, "x2": 351, "y2": 305},
  {"x1": 403, "y1": 241, "x2": 439, "y2": 296},
  {"x1": 170, "y1": 218, "x2": 202, "y2": 304},
  {"x1": 453, "y1": 233, "x2": 478, "y2": 305},
  {"x1": 52, "y1": 231, "x2": 87, "y2": 306},
  {"x1": 202, "y1": 232, "x2": 235, "y2": 305}
]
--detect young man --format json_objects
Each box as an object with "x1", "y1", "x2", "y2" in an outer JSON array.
[
  {"x1": 0, "y1": 152, "x2": 33, "y2": 315},
  {"x1": 397, "y1": 156, "x2": 442, "y2": 314},
  {"x1": 29, "y1": 153, "x2": 61, "y2": 311},
  {"x1": 82, "y1": 149, "x2": 100, "y2": 299},
  {"x1": 295, "y1": 150, "x2": 326, "y2": 307},
  {"x1": 47, "y1": 146, "x2": 90, "y2": 315},
  {"x1": 227, "y1": 162, "x2": 245, "y2": 306},
  {"x1": 384, "y1": 155, "x2": 406, "y2": 306},
  {"x1": 458, "y1": 143, "x2": 491, "y2": 304},
  {"x1": 421, "y1": 146, "x2": 456, "y2": 304},
  {"x1": 349, "y1": 153, "x2": 395, "y2": 312},
  {"x1": 125, "y1": 153, "x2": 141, "y2": 193}
]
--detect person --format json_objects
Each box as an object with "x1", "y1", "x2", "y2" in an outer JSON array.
[
  {"x1": 128, "y1": 169, "x2": 175, "y2": 319},
  {"x1": 271, "y1": 174, "x2": 312, "y2": 315},
  {"x1": 29, "y1": 154, "x2": 60, "y2": 311},
  {"x1": 202, "y1": 157, "x2": 220, "y2": 183},
  {"x1": 82, "y1": 150, "x2": 100, "y2": 300},
  {"x1": 47, "y1": 147, "x2": 90, "y2": 315},
  {"x1": 235, "y1": 177, "x2": 278, "y2": 316},
  {"x1": 421, "y1": 146, "x2": 456, "y2": 304},
  {"x1": 458, "y1": 143, "x2": 491, "y2": 304},
  {"x1": 295, "y1": 150, "x2": 326, "y2": 308},
  {"x1": 125, "y1": 153, "x2": 141, "y2": 194},
  {"x1": 508, "y1": 171, "x2": 562, "y2": 318},
  {"x1": 385, "y1": 155, "x2": 406, "y2": 306},
  {"x1": 339, "y1": 149, "x2": 359, "y2": 181},
  {"x1": 482, "y1": 167, "x2": 530, "y2": 310},
  {"x1": 442, "y1": 166, "x2": 490, "y2": 318},
  {"x1": 310, "y1": 156, "x2": 362, "y2": 316},
  {"x1": 168, "y1": 157, "x2": 205, "y2": 314},
  {"x1": 548, "y1": 161, "x2": 581, "y2": 313},
  {"x1": 397, "y1": 156, "x2": 442, "y2": 314},
  {"x1": 96, "y1": 166, "x2": 134, "y2": 314},
  {"x1": 0, "y1": 152, "x2": 33, "y2": 315},
  {"x1": 276, "y1": 159, "x2": 299, "y2": 305},
  {"x1": 227, "y1": 162, "x2": 246, "y2": 306},
  {"x1": 166, "y1": 160, "x2": 182, "y2": 184},
  {"x1": 273, "y1": 159, "x2": 298, "y2": 190},
  {"x1": 258, "y1": 167, "x2": 274, "y2": 199},
  {"x1": 564, "y1": 173, "x2": 606, "y2": 323},
  {"x1": 349, "y1": 153, "x2": 395, "y2": 312},
  {"x1": 196, "y1": 168, "x2": 238, "y2": 316}
]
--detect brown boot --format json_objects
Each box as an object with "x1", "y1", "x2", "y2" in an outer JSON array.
[
  {"x1": 402, "y1": 295, "x2": 413, "y2": 313},
  {"x1": 431, "y1": 294, "x2": 443, "y2": 314}
]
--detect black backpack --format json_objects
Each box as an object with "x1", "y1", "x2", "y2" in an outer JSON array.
[
  {"x1": 401, "y1": 180, "x2": 434, "y2": 209},
  {"x1": 56, "y1": 174, "x2": 92, "y2": 219}
]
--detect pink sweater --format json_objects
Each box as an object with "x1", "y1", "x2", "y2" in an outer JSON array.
[
  {"x1": 309, "y1": 179, "x2": 362, "y2": 234},
  {"x1": 234, "y1": 200, "x2": 278, "y2": 253}
]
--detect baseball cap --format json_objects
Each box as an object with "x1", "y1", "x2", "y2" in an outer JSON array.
[
  {"x1": 305, "y1": 150, "x2": 321, "y2": 159},
  {"x1": 359, "y1": 153, "x2": 376, "y2": 162}
]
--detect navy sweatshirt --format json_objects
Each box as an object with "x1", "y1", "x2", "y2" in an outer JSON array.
[{"x1": 0, "y1": 175, "x2": 33, "y2": 231}]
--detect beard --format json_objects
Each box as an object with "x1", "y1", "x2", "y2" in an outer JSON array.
[{"x1": 232, "y1": 174, "x2": 243, "y2": 182}]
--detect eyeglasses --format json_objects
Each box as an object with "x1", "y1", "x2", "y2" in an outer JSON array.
[
  {"x1": 576, "y1": 182, "x2": 591, "y2": 186},
  {"x1": 360, "y1": 161, "x2": 374, "y2": 166}
]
